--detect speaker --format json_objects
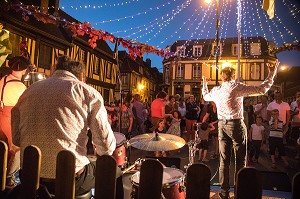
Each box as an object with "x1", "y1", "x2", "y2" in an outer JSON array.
[
  {"x1": 145, "y1": 156, "x2": 181, "y2": 169},
  {"x1": 261, "y1": 171, "x2": 291, "y2": 192}
]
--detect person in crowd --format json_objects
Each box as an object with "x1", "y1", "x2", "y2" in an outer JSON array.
[
  {"x1": 144, "y1": 114, "x2": 153, "y2": 133},
  {"x1": 243, "y1": 97, "x2": 255, "y2": 130},
  {"x1": 165, "y1": 95, "x2": 177, "y2": 130},
  {"x1": 120, "y1": 99, "x2": 134, "y2": 139},
  {"x1": 178, "y1": 98, "x2": 186, "y2": 137},
  {"x1": 11, "y1": 56, "x2": 118, "y2": 197},
  {"x1": 267, "y1": 91, "x2": 290, "y2": 144},
  {"x1": 290, "y1": 92, "x2": 300, "y2": 112},
  {"x1": 202, "y1": 101, "x2": 219, "y2": 159},
  {"x1": 202, "y1": 63, "x2": 277, "y2": 199},
  {"x1": 198, "y1": 98, "x2": 209, "y2": 122},
  {"x1": 150, "y1": 91, "x2": 173, "y2": 130},
  {"x1": 249, "y1": 116, "x2": 265, "y2": 163},
  {"x1": 132, "y1": 94, "x2": 144, "y2": 134},
  {"x1": 153, "y1": 119, "x2": 167, "y2": 157},
  {"x1": 166, "y1": 110, "x2": 181, "y2": 137},
  {"x1": 0, "y1": 56, "x2": 30, "y2": 187},
  {"x1": 197, "y1": 122, "x2": 215, "y2": 162},
  {"x1": 254, "y1": 95, "x2": 269, "y2": 151},
  {"x1": 269, "y1": 109, "x2": 290, "y2": 169},
  {"x1": 290, "y1": 97, "x2": 300, "y2": 159},
  {"x1": 185, "y1": 95, "x2": 200, "y2": 142}
]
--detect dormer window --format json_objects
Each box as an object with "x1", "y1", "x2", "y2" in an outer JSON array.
[
  {"x1": 176, "y1": 46, "x2": 186, "y2": 57},
  {"x1": 232, "y1": 44, "x2": 243, "y2": 56},
  {"x1": 250, "y1": 43, "x2": 261, "y2": 55},
  {"x1": 211, "y1": 43, "x2": 222, "y2": 56},
  {"x1": 193, "y1": 45, "x2": 202, "y2": 57}
]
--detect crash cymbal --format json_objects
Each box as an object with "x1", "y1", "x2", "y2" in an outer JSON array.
[{"x1": 129, "y1": 133, "x2": 186, "y2": 151}]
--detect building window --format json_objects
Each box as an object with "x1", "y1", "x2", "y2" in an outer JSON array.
[
  {"x1": 106, "y1": 61, "x2": 112, "y2": 79},
  {"x1": 93, "y1": 56, "x2": 100, "y2": 75},
  {"x1": 165, "y1": 67, "x2": 170, "y2": 84},
  {"x1": 121, "y1": 75, "x2": 128, "y2": 85},
  {"x1": 176, "y1": 64, "x2": 184, "y2": 78},
  {"x1": 232, "y1": 44, "x2": 242, "y2": 56},
  {"x1": 250, "y1": 43, "x2": 261, "y2": 56},
  {"x1": 211, "y1": 43, "x2": 222, "y2": 56},
  {"x1": 39, "y1": 43, "x2": 52, "y2": 69},
  {"x1": 193, "y1": 45, "x2": 202, "y2": 57},
  {"x1": 193, "y1": 63, "x2": 202, "y2": 78},
  {"x1": 176, "y1": 46, "x2": 186, "y2": 57},
  {"x1": 250, "y1": 63, "x2": 260, "y2": 80}
]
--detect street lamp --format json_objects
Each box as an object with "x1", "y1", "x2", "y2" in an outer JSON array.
[{"x1": 205, "y1": 0, "x2": 220, "y2": 86}]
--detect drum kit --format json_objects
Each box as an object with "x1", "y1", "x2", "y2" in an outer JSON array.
[{"x1": 111, "y1": 127, "x2": 202, "y2": 199}]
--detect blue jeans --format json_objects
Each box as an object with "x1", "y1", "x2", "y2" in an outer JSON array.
[{"x1": 218, "y1": 119, "x2": 247, "y2": 196}]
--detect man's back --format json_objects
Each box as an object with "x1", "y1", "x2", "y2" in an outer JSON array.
[{"x1": 12, "y1": 70, "x2": 115, "y2": 179}]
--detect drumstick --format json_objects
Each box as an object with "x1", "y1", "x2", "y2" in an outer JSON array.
[{"x1": 122, "y1": 158, "x2": 141, "y2": 174}]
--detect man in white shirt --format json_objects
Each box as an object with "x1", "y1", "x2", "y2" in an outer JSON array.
[
  {"x1": 202, "y1": 63, "x2": 277, "y2": 199},
  {"x1": 267, "y1": 91, "x2": 290, "y2": 143},
  {"x1": 12, "y1": 56, "x2": 116, "y2": 196}
]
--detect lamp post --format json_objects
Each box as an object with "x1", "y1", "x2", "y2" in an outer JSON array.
[{"x1": 205, "y1": 0, "x2": 220, "y2": 86}]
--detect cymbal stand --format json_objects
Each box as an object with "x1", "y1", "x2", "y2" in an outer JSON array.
[{"x1": 184, "y1": 123, "x2": 201, "y2": 171}]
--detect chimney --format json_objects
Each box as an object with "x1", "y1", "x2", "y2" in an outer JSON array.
[{"x1": 146, "y1": 58, "x2": 151, "y2": 67}]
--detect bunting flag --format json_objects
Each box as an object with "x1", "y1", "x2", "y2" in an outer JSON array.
[{"x1": 262, "y1": 0, "x2": 275, "y2": 19}]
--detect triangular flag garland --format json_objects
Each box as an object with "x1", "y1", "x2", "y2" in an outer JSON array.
[{"x1": 0, "y1": 2, "x2": 174, "y2": 60}]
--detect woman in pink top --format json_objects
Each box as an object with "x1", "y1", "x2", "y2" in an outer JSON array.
[{"x1": 151, "y1": 91, "x2": 173, "y2": 129}]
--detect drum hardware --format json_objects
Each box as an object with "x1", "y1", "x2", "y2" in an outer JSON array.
[
  {"x1": 128, "y1": 133, "x2": 186, "y2": 151},
  {"x1": 184, "y1": 123, "x2": 201, "y2": 170}
]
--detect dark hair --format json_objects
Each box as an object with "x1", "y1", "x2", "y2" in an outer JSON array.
[
  {"x1": 256, "y1": 116, "x2": 263, "y2": 121},
  {"x1": 221, "y1": 67, "x2": 236, "y2": 81},
  {"x1": 56, "y1": 56, "x2": 84, "y2": 78},
  {"x1": 169, "y1": 95, "x2": 175, "y2": 101},
  {"x1": 157, "y1": 91, "x2": 167, "y2": 99},
  {"x1": 9, "y1": 56, "x2": 30, "y2": 71},
  {"x1": 172, "y1": 110, "x2": 181, "y2": 119},
  {"x1": 201, "y1": 122, "x2": 209, "y2": 131}
]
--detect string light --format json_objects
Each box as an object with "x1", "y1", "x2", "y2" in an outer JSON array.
[
  {"x1": 282, "y1": 0, "x2": 300, "y2": 24},
  {"x1": 94, "y1": 0, "x2": 178, "y2": 24},
  {"x1": 61, "y1": 0, "x2": 143, "y2": 10}
]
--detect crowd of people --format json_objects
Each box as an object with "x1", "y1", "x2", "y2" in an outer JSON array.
[{"x1": 1, "y1": 53, "x2": 299, "y2": 199}]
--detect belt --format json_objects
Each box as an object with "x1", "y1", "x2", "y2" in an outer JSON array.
[
  {"x1": 218, "y1": 119, "x2": 242, "y2": 122},
  {"x1": 40, "y1": 166, "x2": 85, "y2": 183}
]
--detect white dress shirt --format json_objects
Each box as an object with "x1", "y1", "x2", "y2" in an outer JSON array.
[
  {"x1": 12, "y1": 70, "x2": 116, "y2": 179},
  {"x1": 202, "y1": 70, "x2": 275, "y2": 120}
]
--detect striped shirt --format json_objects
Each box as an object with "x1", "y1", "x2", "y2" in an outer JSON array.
[
  {"x1": 202, "y1": 70, "x2": 275, "y2": 120},
  {"x1": 269, "y1": 119, "x2": 284, "y2": 138}
]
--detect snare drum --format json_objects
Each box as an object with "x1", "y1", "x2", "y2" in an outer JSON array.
[
  {"x1": 112, "y1": 132, "x2": 127, "y2": 167},
  {"x1": 130, "y1": 167, "x2": 185, "y2": 199}
]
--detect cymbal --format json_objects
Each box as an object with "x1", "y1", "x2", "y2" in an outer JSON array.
[{"x1": 129, "y1": 133, "x2": 186, "y2": 151}]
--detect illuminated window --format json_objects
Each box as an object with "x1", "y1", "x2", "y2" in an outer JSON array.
[
  {"x1": 176, "y1": 64, "x2": 184, "y2": 78},
  {"x1": 193, "y1": 63, "x2": 202, "y2": 78},
  {"x1": 250, "y1": 43, "x2": 261, "y2": 56},
  {"x1": 176, "y1": 46, "x2": 186, "y2": 57},
  {"x1": 250, "y1": 63, "x2": 260, "y2": 80},
  {"x1": 193, "y1": 45, "x2": 202, "y2": 57}
]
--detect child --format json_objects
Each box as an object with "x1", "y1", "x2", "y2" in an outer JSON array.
[
  {"x1": 153, "y1": 119, "x2": 167, "y2": 157},
  {"x1": 166, "y1": 110, "x2": 181, "y2": 137},
  {"x1": 249, "y1": 116, "x2": 265, "y2": 162},
  {"x1": 198, "y1": 122, "x2": 215, "y2": 162},
  {"x1": 269, "y1": 109, "x2": 289, "y2": 169}
]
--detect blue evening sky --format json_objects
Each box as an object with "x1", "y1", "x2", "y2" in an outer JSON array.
[{"x1": 59, "y1": 0, "x2": 300, "y2": 72}]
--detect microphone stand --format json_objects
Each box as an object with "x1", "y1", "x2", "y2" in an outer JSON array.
[
  {"x1": 184, "y1": 123, "x2": 201, "y2": 171},
  {"x1": 113, "y1": 38, "x2": 132, "y2": 167}
]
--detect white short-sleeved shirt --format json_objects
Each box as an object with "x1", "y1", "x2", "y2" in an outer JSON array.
[
  {"x1": 267, "y1": 101, "x2": 290, "y2": 124},
  {"x1": 251, "y1": 124, "x2": 265, "y2": 140}
]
